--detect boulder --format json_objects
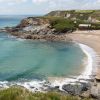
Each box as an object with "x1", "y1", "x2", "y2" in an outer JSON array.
[
  {"x1": 62, "y1": 82, "x2": 90, "y2": 95},
  {"x1": 90, "y1": 85, "x2": 100, "y2": 99},
  {"x1": 62, "y1": 84, "x2": 82, "y2": 95}
]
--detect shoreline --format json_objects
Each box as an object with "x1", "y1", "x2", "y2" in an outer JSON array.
[
  {"x1": 68, "y1": 30, "x2": 100, "y2": 81},
  {"x1": 48, "y1": 43, "x2": 97, "y2": 90},
  {"x1": 0, "y1": 42, "x2": 96, "y2": 92},
  {"x1": 77, "y1": 43, "x2": 97, "y2": 80}
]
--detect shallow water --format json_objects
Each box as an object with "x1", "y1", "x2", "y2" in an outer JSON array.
[
  {"x1": 0, "y1": 15, "x2": 32, "y2": 28},
  {"x1": 0, "y1": 32, "x2": 86, "y2": 81},
  {"x1": 0, "y1": 16, "x2": 86, "y2": 82}
]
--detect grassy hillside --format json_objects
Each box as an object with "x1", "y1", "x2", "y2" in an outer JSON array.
[
  {"x1": 46, "y1": 10, "x2": 100, "y2": 21},
  {"x1": 0, "y1": 87, "x2": 93, "y2": 100}
]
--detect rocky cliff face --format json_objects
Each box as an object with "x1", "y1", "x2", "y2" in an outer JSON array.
[
  {"x1": 17, "y1": 17, "x2": 49, "y2": 28},
  {"x1": 9, "y1": 17, "x2": 55, "y2": 35},
  {"x1": 7, "y1": 17, "x2": 72, "y2": 42}
]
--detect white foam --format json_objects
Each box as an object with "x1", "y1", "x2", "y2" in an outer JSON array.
[
  {"x1": 17, "y1": 38, "x2": 26, "y2": 41},
  {"x1": 16, "y1": 80, "x2": 47, "y2": 92},
  {"x1": 77, "y1": 43, "x2": 97, "y2": 79},
  {"x1": 0, "y1": 81, "x2": 9, "y2": 89}
]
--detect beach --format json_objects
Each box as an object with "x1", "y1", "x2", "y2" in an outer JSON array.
[
  {"x1": 48, "y1": 42, "x2": 97, "y2": 92},
  {"x1": 68, "y1": 30, "x2": 100, "y2": 80}
]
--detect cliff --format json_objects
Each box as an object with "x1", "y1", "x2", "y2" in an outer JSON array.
[
  {"x1": 6, "y1": 10, "x2": 100, "y2": 41},
  {"x1": 6, "y1": 16, "x2": 75, "y2": 41}
]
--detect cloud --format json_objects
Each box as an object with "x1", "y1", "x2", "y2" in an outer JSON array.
[
  {"x1": 97, "y1": 0, "x2": 100, "y2": 3},
  {"x1": 0, "y1": 0, "x2": 100, "y2": 15},
  {"x1": 32, "y1": 0, "x2": 48, "y2": 3},
  {"x1": 0, "y1": 0, "x2": 27, "y2": 4}
]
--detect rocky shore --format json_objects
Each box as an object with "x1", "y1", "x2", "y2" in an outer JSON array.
[
  {"x1": 1, "y1": 17, "x2": 74, "y2": 42},
  {"x1": 9, "y1": 31, "x2": 72, "y2": 42}
]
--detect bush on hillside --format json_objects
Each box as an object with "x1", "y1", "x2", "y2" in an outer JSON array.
[
  {"x1": 49, "y1": 17, "x2": 76, "y2": 33},
  {"x1": 90, "y1": 23, "x2": 100, "y2": 30}
]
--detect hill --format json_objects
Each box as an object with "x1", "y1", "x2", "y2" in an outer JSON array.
[{"x1": 46, "y1": 10, "x2": 100, "y2": 23}]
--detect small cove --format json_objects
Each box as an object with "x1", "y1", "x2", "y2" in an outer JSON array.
[
  {"x1": 0, "y1": 32, "x2": 86, "y2": 81},
  {"x1": 0, "y1": 16, "x2": 88, "y2": 91}
]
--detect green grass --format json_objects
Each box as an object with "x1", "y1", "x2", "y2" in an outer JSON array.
[
  {"x1": 0, "y1": 87, "x2": 93, "y2": 100},
  {"x1": 75, "y1": 10, "x2": 95, "y2": 13},
  {"x1": 49, "y1": 17, "x2": 76, "y2": 33},
  {"x1": 46, "y1": 10, "x2": 100, "y2": 21}
]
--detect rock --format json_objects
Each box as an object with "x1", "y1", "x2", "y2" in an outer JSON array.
[
  {"x1": 90, "y1": 86, "x2": 98, "y2": 99},
  {"x1": 62, "y1": 84, "x2": 82, "y2": 95},
  {"x1": 90, "y1": 85, "x2": 100, "y2": 99},
  {"x1": 95, "y1": 69, "x2": 100, "y2": 82},
  {"x1": 17, "y1": 17, "x2": 49, "y2": 29},
  {"x1": 5, "y1": 16, "x2": 73, "y2": 42},
  {"x1": 24, "y1": 34, "x2": 33, "y2": 39},
  {"x1": 81, "y1": 82, "x2": 91, "y2": 91},
  {"x1": 81, "y1": 90, "x2": 90, "y2": 98},
  {"x1": 62, "y1": 82, "x2": 90, "y2": 96}
]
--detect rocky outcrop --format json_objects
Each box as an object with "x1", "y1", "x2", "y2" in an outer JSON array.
[
  {"x1": 62, "y1": 80, "x2": 100, "y2": 99},
  {"x1": 62, "y1": 82, "x2": 91, "y2": 96},
  {"x1": 9, "y1": 31, "x2": 72, "y2": 42},
  {"x1": 6, "y1": 17, "x2": 72, "y2": 42},
  {"x1": 16, "y1": 17, "x2": 49, "y2": 28}
]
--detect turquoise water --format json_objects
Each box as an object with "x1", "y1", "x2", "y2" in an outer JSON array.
[
  {"x1": 0, "y1": 16, "x2": 86, "y2": 82},
  {"x1": 0, "y1": 15, "x2": 32, "y2": 28}
]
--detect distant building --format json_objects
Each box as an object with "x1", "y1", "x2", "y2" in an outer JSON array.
[
  {"x1": 79, "y1": 24, "x2": 91, "y2": 30},
  {"x1": 64, "y1": 13, "x2": 71, "y2": 18}
]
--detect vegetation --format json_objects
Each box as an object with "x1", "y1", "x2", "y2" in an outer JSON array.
[
  {"x1": 0, "y1": 87, "x2": 93, "y2": 100},
  {"x1": 49, "y1": 17, "x2": 76, "y2": 33},
  {"x1": 75, "y1": 10, "x2": 95, "y2": 13},
  {"x1": 90, "y1": 23, "x2": 100, "y2": 30},
  {"x1": 46, "y1": 10, "x2": 100, "y2": 21}
]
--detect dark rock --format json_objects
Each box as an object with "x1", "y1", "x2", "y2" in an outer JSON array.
[
  {"x1": 81, "y1": 82, "x2": 91, "y2": 91},
  {"x1": 24, "y1": 34, "x2": 33, "y2": 39},
  {"x1": 62, "y1": 82, "x2": 90, "y2": 95},
  {"x1": 30, "y1": 86, "x2": 35, "y2": 89},
  {"x1": 55, "y1": 86, "x2": 60, "y2": 89},
  {"x1": 62, "y1": 84, "x2": 82, "y2": 95}
]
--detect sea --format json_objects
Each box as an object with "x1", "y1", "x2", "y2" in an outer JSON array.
[{"x1": 0, "y1": 15, "x2": 86, "y2": 91}]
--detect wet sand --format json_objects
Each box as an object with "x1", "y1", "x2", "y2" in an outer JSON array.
[{"x1": 68, "y1": 30, "x2": 100, "y2": 80}]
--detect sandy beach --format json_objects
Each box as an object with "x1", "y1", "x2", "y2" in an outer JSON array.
[{"x1": 68, "y1": 30, "x2": 100, "y2": 80}]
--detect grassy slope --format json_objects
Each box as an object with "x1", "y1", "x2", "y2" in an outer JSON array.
[
  {"x1": 0, "y1": 87, "x2": 93, "y2": 100},
  {"x1": 46, "y1": 10, "x2": 100, "y2": 21}
]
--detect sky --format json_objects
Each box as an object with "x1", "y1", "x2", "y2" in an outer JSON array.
[{"x1": 0, "y1": 0, "x2": 100, "y2": 15}]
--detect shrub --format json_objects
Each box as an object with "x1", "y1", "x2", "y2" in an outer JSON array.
[
  {"x1": 49, "y1": 17, "x2": 76, "y2": 33},
  {"x1": 90, "y1": 23, "x2": 100, "y2": 30}
]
